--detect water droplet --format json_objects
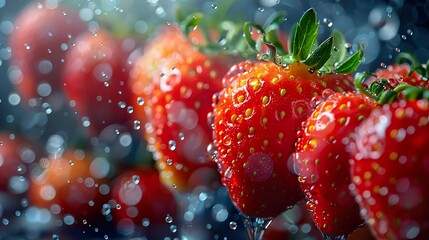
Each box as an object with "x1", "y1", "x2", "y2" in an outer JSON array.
[
  {"x1": 172, "y1": 184, "x2": 177, "y2": 189},
  {"x1": 24, "y1": 43, "x2": 30, "y2": 50},
  {"x1": 69, "y1": 160, "x2": 74, "y2": 166},
  {"x1": 407, "y1": 29, "x2": 414, "y2": 36},
  {"x1": 308, "y1": 67, "x2": 315, "y2": 74},
  {"x1": 115, "y1": 204, "x2": 121, "y2": 210},
  {"x1": 52, "y1": 234, "x2": 60, "y2": 240},
  {"x1": 401, "y1": 35, "x2": 407, "y2": 40},
  {"x1": 133, "y1": 120, "x2": 141, "y2": 130},
  {"x1": 380, "y1": 62, "x2": 387, "y2": 68},
  {"x1": 132, "y1": 175, "x2": 140, "y2": 184},
  {"x1": 127, "y1": 106, "x2": 134, "y2": 114},
  {"x1": 395, "y1": 47, "x2": 401, "y2": 52},
  {"x1": 333, "y1": 46, "x2": 339, "y2": 51},
  {"x1": 170, "y1": 225, "x2": 178, "y2": 233},
  {"x1": 42, "y1": 102, "x2": 53, "y2": 114},
  {"x1": 165, "y1": 214, "x2": 173, "y2": 223},
  {"x1": 167, "y1": 159, "x2": 173, "y2": 165},
  {"x1": 229, "y1": 221, "x2": 238, "y2": 230},
  {"x1": 101, "y1": 204, "x2": 111, "y2": 216},
  {"x1": 178, "y1": 132, "x2": 185, "y2": 140},
  {"x1": 118, "y1": 101, "x2": 126, "y2": 109},
  {"x1": 323, "y1": 18, "x2": 333, "y2": 27},
  {"x1": 142, "y1": 218, "x2": 150, "y2": 227},
  {"x1": 257, "y1": 7, "x2": 265, "y2": 12},
  {"x1": 104, "y1": 82, "x2": 109, "y2": 87},
  {"x1": 211, "y1": 3, "x2": 218, "y2": 9},
  {"x1": 168, "y1": 140, "x2": 176, "y2": 151},
  {"x1": 137, "y1": 97, "x2": 144, "y2": 106}
]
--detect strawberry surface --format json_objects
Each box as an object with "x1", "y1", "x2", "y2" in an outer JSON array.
[
  {"x1": 350, "y1": 99, "x2": 429, "y2": 240},
  {"x1": 294, "y1": 91, "x2": 377, "y2": 236},
  {"x1": 212, "y1": 60, "x2": 355, "y2": 218}
]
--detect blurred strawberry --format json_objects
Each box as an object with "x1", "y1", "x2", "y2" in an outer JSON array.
[
  {"x1": 28, "y1": 149, "x2": 111, "y2": 225},
  {"x1": 62, "y1": 29, "x2": 137, "y2": 135},
  {"x1": 0, "y1": 131, "x2": 41, "y2": 194},
  {"x1": 9, "y1": 2, "x2": 86, "y2": 102},
  {"x1": 110, "y1": 168, "x2": 178, "y2": 239},
  {"x1": 129, "y1": 25, "x2": 204, "y2": 129}
]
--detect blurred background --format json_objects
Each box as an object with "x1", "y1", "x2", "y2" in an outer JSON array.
[{"x1": 0, "y1": 0, "x2": 428, "y2": 239}]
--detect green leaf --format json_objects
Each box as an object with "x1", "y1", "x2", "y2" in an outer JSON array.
[
  {"x1": 292, "y1": 8, "x2": 318, "y2": 61},
  {"x1": 303, "y1": 36, "x2": 333, "y2": 69},
  {"x1": 180, "y1": 13, "x2": 203, "y2": 36},
  {"x1": 335, "y1": 49, "x2": 363, "y2": 74},
  {"x1": 288, "y1": 24, "x2": 296, "y2": 54},
  {"x1": 243, "y1": 22, "x2": 265, "y2": 52},
  {"x1": 326, "y1": 29, "x2": 347, "y2": 68}
]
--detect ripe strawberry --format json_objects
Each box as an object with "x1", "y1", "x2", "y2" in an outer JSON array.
[
  {"x1": 62, "y1": 29, "x2": 137, "y2": 135},
  {"x1": 129, "y1": 25, "x2": 205, "y2": 128},
  {"x1": 9, "y1": 2, "x2": 86, "y2": 102},
  {"x1": 350, "y1": 98, "x2": 429, "y2": 240},
  {"x1": 212, "y1": 9, "x2": 362, "y2": 218},
  {"x1": 0, "y1": 132, "x2": 41, "y2": 194},
  {"x1": 294, "y1": 90, "x2": 377, "y2": 237},
  {"x1": 110, "y1": 168, "x2": 178, "y2": 239},
  {"x1": 145, "y1": 50, "x2": 235, "y2": 192},
  {"x1": 29, "y1": 149, "x2": 110, "y2": 225}
]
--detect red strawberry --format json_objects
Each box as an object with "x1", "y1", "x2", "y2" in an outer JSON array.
[
  {"x1": 211, "y1": 8, "x2": 361, "y2": 219},
  {"x1": 28, "y1": 149, "x2": 110, "y2": 225},
  {"x1": 111, "y1": 168, "x2": 178, "y2": 239},
  {"x1": 129, "y1": 25, "x2": 206, "y2": 129},
  {"x1": 62, "y1": 30, "x2": 137, "y2": 135},
  {"x1": 350, "y1": 98, "x2": 429, "y2": 240},
  {"x1": 294, "y1": 90, "x2": 377, "y2": 237},
  {"x1": 145, "y1": 52, "x2": 235, "y2": 192},
  {"x1": 9, "y1": 2, "x2": 86, "y2": 102}
]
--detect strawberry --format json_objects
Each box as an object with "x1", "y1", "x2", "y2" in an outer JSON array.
[
  {"x1": 129, "y1": 25, "x2": 206, "y2": 129},
  {"x1": 350, "y1": 82, "x2": 429, "y2": 240},
  {"x1": 9, "y1": 2, "x2": 86, "y2": 102},
  {"x1": 211, "y1": 9, "x2": 362, "y2": 219},
  {"x1": 110, "y1": 168, "x2": 178, "y2": 239},
  {"x1": 62, "y1": 29, "x2": 137, "y2": 135},
  {"x1": 136, "y1": 19, "x2": 244, "y2": 192},
  {"x1": 294, "y1": 90, "x2": 377, "y2": 237}
]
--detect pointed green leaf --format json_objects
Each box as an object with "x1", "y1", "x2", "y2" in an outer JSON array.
[
  {"x1": 303, "y1": 37, "x2": 333, "y2": 69},
  {"x1": 292, "y1": 8, "x2": 318, "y2": 61},
  {"x1": 180, "y1": 13, "x2": 203, "y2": 36},
  {"x1": 243, "y1": 22, "x2": 265, "y2": 52},
  {"x1": 327, "y1": 29, "x2": 347, "y2": 67},
  {"x1": 335, "y1": 49, "x2": 363, "y2": 74}
]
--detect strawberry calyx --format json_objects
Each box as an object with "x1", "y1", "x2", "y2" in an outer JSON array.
[
  {"x1": 176, "y1": 2, "x2": 251, "y2": 58},
  {"x1": 355, "y1": 70, "x2": 429, "y2": 104},
  {"x1": 396, "y1": 52, "x2": 429, "y2": 80},
  {"x1": 244, "y1": 8, "x2": 363, "y2": 74}
]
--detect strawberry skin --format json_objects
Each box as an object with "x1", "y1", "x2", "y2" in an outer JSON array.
[
  {"x1": 294, "y1": 91, "x2": 377, "y2": 236},
  {"x1": 370, "y1": 63, "x2": 429, "y2": 88},
  {"x1": 144, "y1": 47, "x2": 235, "y2": 193},
  {"x1": 212, "y1": 60, "x2": 354, "y2": 218},
  {"x1": 62, "y1": 30, "x2": 135, "y2": 134},
  {"x1": 350, "y1": 99, "x2": 429, "y2": 240}
]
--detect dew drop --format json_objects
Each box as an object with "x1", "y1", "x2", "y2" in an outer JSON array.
[
  {"x1": 211, "y1": 3, "x2": 218, "y2": 9},
  {"x1": 170, "y1": 225, "x2": 178, "y2": 233},
  {"x1": 137, "y1": 97, "x2": 144, "y2": 106},
  {"x1": 229, "y1": 221, "x2": 238, "y2": 230},
  {"x1": 178, "y1": 132, "x2": 185, "y2": 140},
  {"x1": 407, "y1": 29, "x2": 413, "y2": 36},
  {"x1": 69, "y1": 160, "x2": 74, "y2": 166},
  {"x1": 52, "y1": 234, "x2": 60, "y2": 240},
  {"x1": 167, "y1": 159, "x2": 173, "y2": 165},
  {"x1": 257, "y1": 7, "x2": 265, "y2": 12},
  {"x1": 42, "y1": 102, "x2": 53, "y2": 114},
  {"x1": 24, "y1": 43, "x2": 30, "y2": 50},
  {"x1": 401, "y1": 35, "x2": 407, "y2": 40},
  {"x1": 132, "y1": 175, "x2": 140, "y2": 184},
  {"x1": 333, "y1": 46, "x2": 339, "y2": 51},
  {"x1": 127, "y1": 106, "x2": 134, "y2": 114},
  {"x1": 133, "y1": 120, "x2": 141, "y2": 130},
  {"x1": 165, "y1": 214, "x2": 173, "y2": 224},
  {"x1": 168, "y1": 140, "x2": 176, "y2": 151},
  {"x1": 104, "y1": 82, "x2": 109, "y2": 87},
  {"x1": 118, "y1": 101, "x2": 126, "y2": 109},
  {"x1": 323, "y1": 18, "x2": 333, "y2": 27}
]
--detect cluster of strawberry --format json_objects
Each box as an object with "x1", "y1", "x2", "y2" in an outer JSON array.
[{"x1": 4, "y1": 2, "x2": 429, "y2": 240}]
